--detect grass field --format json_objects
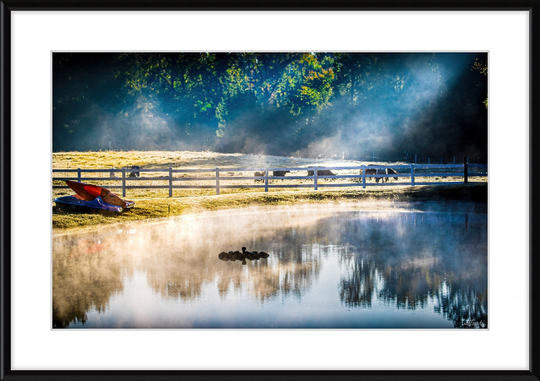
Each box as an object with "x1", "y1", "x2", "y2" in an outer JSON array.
[
  {"x1": 53, "y1": 150, "x2": 486, "y2": 198},
  {"x1": 52, "y1": 150, "x2": 487, "y2": 233}
]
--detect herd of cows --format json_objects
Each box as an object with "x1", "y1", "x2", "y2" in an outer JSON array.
[{"x1": 254, "y1": 165, "x2": 399, "y2": 183}]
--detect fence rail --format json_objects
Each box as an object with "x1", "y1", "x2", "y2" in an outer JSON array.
[{"x1": 53, "y1": 163, "x2": 487, "y2": 197}]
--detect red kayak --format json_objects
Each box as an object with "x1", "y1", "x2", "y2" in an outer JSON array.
[{"x1": 66, "y1": 180, "x2": 131, "y2": 208}]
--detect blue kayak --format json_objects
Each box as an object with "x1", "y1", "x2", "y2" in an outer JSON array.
[{"x1": 54, "y1": 195, "x2": 135, "y2": 213}]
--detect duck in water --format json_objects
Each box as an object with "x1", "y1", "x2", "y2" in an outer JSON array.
[{"x1": 218, "y1": 247, "x2": 270, "y2": 262}]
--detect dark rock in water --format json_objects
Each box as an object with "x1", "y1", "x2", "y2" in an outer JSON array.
[
  {"x1": 218, "y1": 252, "x2": 229, "y2": 261},
  {"x1": 241, "y1": 259, "x2": 247, "y2": 265},
  {"x1": 253, "y1": 253, "x2": 261, "y2": 259},
  {"x1": 259, "y1": 252, "x2": 269, "y2": 258},
  {"x1": 242, "y1": 247, "x2": 247, "y2": 252},
  {"x1": 253, "y1": 251, "x2": 258, "y2": 254}
]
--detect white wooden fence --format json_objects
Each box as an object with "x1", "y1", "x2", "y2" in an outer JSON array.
[{"x1": 53, "y1": 163, "x2": 487, "y2": 197}]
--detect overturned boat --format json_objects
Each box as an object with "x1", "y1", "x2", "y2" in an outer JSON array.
[{"x1": 54, "y1": 180, "x2": 134, "y2": 214}]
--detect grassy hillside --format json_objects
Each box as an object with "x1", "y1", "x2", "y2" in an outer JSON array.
[
  {"x1": 52, "y1": 151, "x2": 487, "y2": 233},
  {"x1": 53, "y1": 183, "x2": 487, "y2": 234},
  {"x1": 53, "y1": 150, "x2": 486, "y2": 198}
]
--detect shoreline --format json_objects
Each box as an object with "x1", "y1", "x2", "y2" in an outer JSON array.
[{"x1": 52, "y1": 183, "x2": 487, "y2": 236}]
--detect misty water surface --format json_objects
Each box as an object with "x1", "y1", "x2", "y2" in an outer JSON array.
[{"x1": 52, "y1": 203, "x2": 487, "y2": 329}]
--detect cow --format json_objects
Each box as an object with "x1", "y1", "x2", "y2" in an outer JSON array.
[
  {"x1": 272, "y1": 170, "x2": 290, "y2": 177},
  {"x1": 386, "y1": 167, "x2": 399, "y2": 182},
  {"x1": 362, "y1": 166, "x2": 385, "y2": 183},
  {"x1": 307, "y1": 167, "x2": 336, "y2": 176},
  {"x1": 253, "y1": 171, "x2": 266, "y2": 182},
  {"x1": 361, "y1": 166, "x2": 398, "y2": 183},
  {"x1": 128, "y1": 165, "x2": 140, "y2": 178}
]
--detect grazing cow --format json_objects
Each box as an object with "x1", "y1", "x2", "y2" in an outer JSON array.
[
  {"x1": 253, "y1": 171, "x2": 266, "y2": 182},
  {"x1": 362, "y1": 167, "x2": 379, "y2": 182},
  {"x1": 386, "y1": 168, "x2": 399, "y2": 182},
  {"x1": 318, "y1": 169, "x2": 335, "y2": 176},
  {"x1": 362, "y1": 168, "x2": 377, "y2": 177},
  {"x1": 272, "y1": 170, "x2": 290, "y2": 177},
  {"x1": 361, "y1": 166, "x2": 399, "y2": 183},
  {"x1": 375, "y1": 168, "x2": 386, "y2": 183},
  {"x1": 362, "y1": 165, "x2": 385, "y2": 183},
  {"x1": 307, "y1": 167, "x2": 336, "y2": 176},
  {"x1": 129, "y1": 165, "x2": 140, "y2": 177}
]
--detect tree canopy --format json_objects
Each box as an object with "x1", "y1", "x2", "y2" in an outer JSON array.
[{"x1": 53, "y1": 52, "x2": 487, "y2": 161}]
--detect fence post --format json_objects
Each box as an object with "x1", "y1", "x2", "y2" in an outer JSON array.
[
  {"x1": 216, "y1": 167, "x2": 220, "y2": 195},
  {"x1": 122, "y1": 168, "x2": 126, "y2": 197},
  {"x1": 169, "y1": 168, "x2": 173, "y2": 197},
  {"x1": 264, "y1": 168, "x2": 268, "y2": 192},
  {"x1": 362, "y1": 165, "x2": 366, "y2": 189},
  {"x1": 464, "y1": 157, "x2": 468, "y2": 184},
  {"x1": 411, "y1": 164, "x2": 415, "y2": 186},
  {"x1": 77, "y1": 168, "x2": 81, "y2": 182},
  {"x1": 314, "y1": 166, "x2": 318, "y2": 191}
]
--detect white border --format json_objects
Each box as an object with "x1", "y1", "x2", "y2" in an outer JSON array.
[{"x1": 11, "y1": 11, "x2": 529, "y2": 370}]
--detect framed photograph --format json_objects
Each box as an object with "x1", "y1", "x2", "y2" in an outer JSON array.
[{"x1": 1, "y1": 1, "x2": 538, "y2": 380}]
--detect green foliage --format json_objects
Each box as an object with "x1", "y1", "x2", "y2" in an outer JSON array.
[
  {"x1": 472, "y1": 58, "x2": 488, "y2": 108},
  {"x1": 53, "y1": 53, "x2": 488, "y2": 157},
  {"x1": 472, "y1": 58, "x2": 487, "y2": 76}
]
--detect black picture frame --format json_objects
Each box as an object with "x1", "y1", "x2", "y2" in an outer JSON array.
[{"x1": 1, "y1": 1, "x2": 538, "y2": 381}]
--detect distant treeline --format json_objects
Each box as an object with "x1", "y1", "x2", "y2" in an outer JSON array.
[{"x1": 53, "y1": 52, "x2": 487, "y2": 160}]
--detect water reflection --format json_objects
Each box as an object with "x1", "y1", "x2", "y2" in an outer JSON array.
[
  {"x1": 337, "y1": 213, "x2": 487, "y2": 328},
  {"x1": 53, "y1": 234, "x2": 127, "y2": 328},
  {"x1": 53, "y1": 203, "x2": 487, "y2": 328}
]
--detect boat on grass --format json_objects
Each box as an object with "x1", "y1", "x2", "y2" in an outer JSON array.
[{"x1": 54, "y1": 181, "x2": 134, "y2": 214}]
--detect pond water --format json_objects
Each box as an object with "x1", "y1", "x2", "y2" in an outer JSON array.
[{"x1": 52, "y1": 202, "x2": 487, "y2": 329}]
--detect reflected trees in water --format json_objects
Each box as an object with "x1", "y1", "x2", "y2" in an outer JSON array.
[
  {"x1": 53, "y1": 207, "x2": 487, "y2": 328},
  {"x1": 338, "y1": 212, "x2": 487, "y2": 327}
]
